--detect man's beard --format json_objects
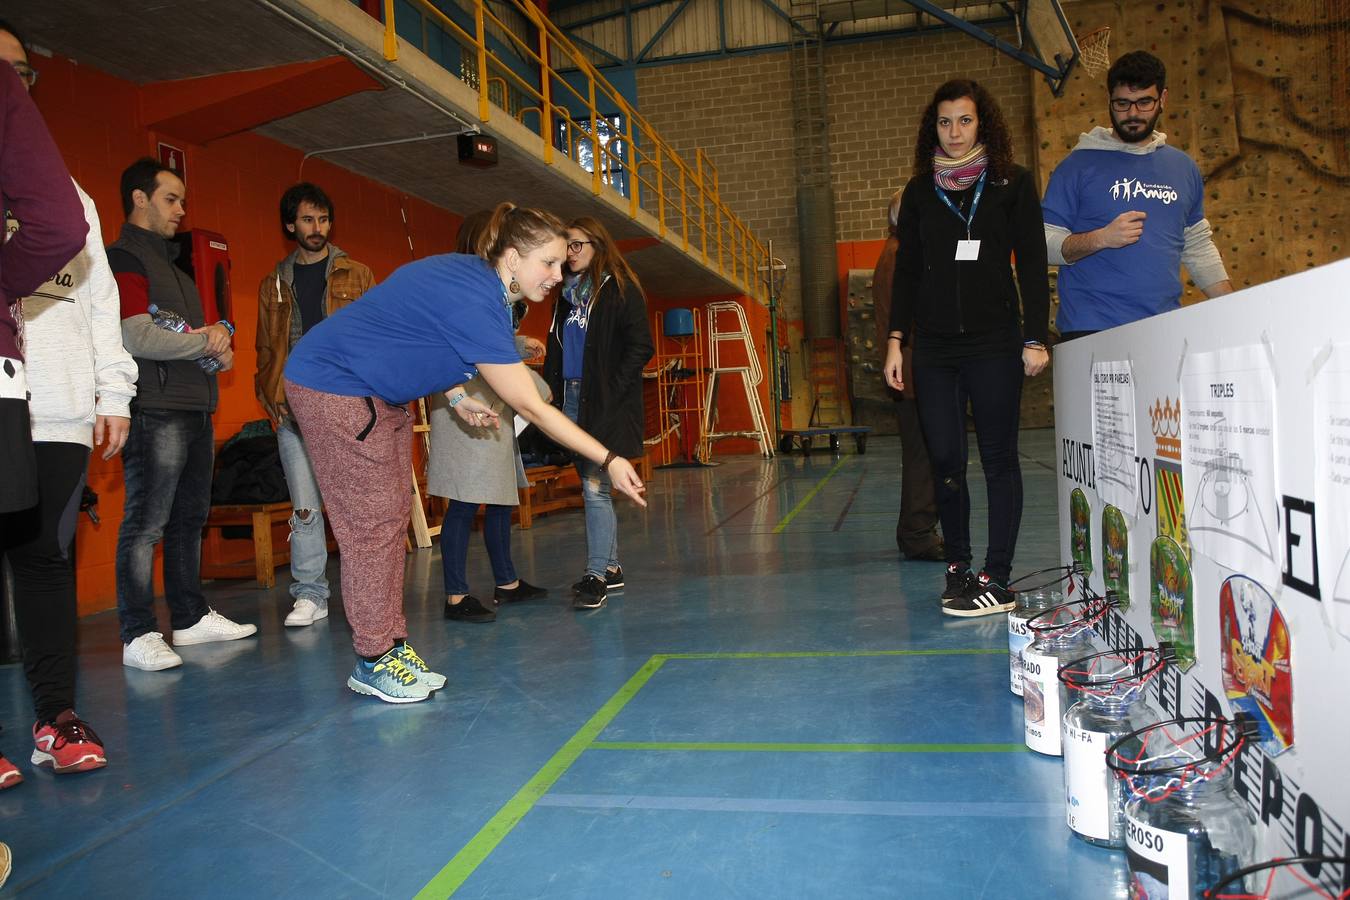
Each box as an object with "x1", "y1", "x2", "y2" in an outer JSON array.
[
  {"x1": 1112, "y1": 107, "x2": 1162, "y2": 143},
  {"x1": 302, "y1": 234, "x2": 328, "y2": 252}
]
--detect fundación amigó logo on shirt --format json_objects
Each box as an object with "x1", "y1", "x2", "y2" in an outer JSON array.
[{"x1": 1109, "y1": 177, "x2": 1179, "y2": 205}]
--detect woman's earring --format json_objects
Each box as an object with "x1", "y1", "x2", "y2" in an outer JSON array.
[{"x1": 509, "y1": 278, "x2": 521, "y2": 294}]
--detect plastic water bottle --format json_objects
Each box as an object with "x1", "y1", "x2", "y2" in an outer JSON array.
[{"x1": 148, "y1": 303, "x2": 224, "y2": 373}]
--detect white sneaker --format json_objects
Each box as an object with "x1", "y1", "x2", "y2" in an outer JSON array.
[
  {"x1": 284, "y1": 597, "x2": 329, "y2": 627},
  {"x1": 123, "y1": 632, "x2": 183, "y2": 671},
  {"x1": 172, "y1": 609, "x2": 258, "y2": 646}
]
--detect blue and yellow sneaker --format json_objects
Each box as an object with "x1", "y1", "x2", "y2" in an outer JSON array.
[
  {"x1": 347, "y1": 650, "x2": 432, "y2": 703},
  {"x1": 394, "y1": 641, "x2": 446, "y2": 690}
]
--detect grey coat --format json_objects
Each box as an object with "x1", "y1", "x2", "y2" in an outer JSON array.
[{"x1": 427, "y1": 367, "x2": 550, "y2": 506}]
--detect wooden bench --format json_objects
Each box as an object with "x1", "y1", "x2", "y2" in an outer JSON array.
[{"x1": 201, "y1": 502, "x2": 294, "y2": 589}]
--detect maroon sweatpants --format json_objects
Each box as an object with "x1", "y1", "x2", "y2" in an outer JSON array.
[{"x1": 285, "y1": 379, "x2": 411, "y2": 657}]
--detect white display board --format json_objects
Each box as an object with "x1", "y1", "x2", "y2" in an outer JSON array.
[{"x1": 1054, "y1": 258, "x2": 1350, "y2": 891}]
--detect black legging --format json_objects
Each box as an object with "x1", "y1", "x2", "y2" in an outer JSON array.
[
  {"x1": 912, "y1": 354, "x2": 1024, "y2": 584},
  {"x1": 1, "y1": 441, "x2": 88, "y2": 723}
]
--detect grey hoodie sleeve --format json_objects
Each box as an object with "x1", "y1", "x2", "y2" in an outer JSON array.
[
  {"x1": 1179, "y1": 217, "x2": 1229, "y2": 290},
  {"x1": 121, "y1": 313, "x2": 210, "y2": 361},
  {"x1": 1044, "y1": 223, "x2": 1072, "y2": 266}
]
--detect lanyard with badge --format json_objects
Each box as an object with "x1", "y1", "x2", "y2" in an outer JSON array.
[{"x1": 936, "y1": 170, "x2": 985, "y2": 261}]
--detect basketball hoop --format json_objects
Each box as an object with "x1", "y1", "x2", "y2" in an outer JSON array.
[
  {"x1": 1206, "y1": 854, "x2": 1350, "y2": 899},
  {"x1": 1076, "y1": 26, "x2": 1112, "y2": 79},
  {"x1": 1106, "y1": 716, "x2": 1252, "y2": 803},
  {"x1": 1059, "y1": 645, "x2": 1171, "y2": 705}
]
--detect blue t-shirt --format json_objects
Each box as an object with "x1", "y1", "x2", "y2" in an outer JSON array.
[
  {"x1": 560, "y1": 273, "x2": 594, "y2": 381},
  {"x1": 1042, "y1": 144, "x2": 1205, "y2": 332},
  {"x1": 284, "y1": 254, "x2": 519, "y2": 404}
]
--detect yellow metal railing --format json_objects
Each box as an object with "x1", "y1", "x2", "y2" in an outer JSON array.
[{"x1": 381, "y1": 0, "x2": 769, "y2": 302}]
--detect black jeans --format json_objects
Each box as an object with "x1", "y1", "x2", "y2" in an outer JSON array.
[
  {"x1": 1, "y1": 441, "x2": 87, "y2": 722},
  {"x1": 116, "y1": 408, "x2": 213, "y2": 644},
  {"x1": 894, "y1": 396, "x2": 941, "y2": 555},
  {"x1": 912, "y1": 354, "x2": 1024, "y2": 584}
]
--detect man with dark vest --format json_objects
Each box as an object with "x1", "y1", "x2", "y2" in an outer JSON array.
[{"x1": 109, "y1": 157, "x2": 256, "y2": 672}]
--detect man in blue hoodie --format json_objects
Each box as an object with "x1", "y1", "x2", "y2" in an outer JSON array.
[{"x1": 1043, "y1": 51, "x2": 1233, "y2": 340}]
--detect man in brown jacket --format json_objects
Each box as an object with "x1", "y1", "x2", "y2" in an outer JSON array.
[
  {"x1": 872, "y1": 190, "x2": 942, "y2": 561},
  {"x1": 255, "y1": 182, "x2": 374, "y2": 626}
]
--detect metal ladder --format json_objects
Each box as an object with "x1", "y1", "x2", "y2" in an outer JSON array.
[{"x1": 701, "y1": 301, "x2": 774, "y2": 459}]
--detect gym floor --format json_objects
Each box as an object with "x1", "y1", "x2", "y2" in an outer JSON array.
[{"x1": 0, "y1": 429, "x2": 1131, "y2": 898}]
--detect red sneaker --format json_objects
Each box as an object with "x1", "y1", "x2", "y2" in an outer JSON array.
[
  {"x1": 32, "y1": 710, "x2": 107, "y2": 773},
  {"x1": 0, "y1": 752, "x2": 21, "y2": 789}
]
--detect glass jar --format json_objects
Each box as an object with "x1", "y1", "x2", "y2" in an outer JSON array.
[
  {"x1": 1063, "y1": 691, "x2": 1158, "y2": 849},
  {"x1": 1123, "y1": 769, "x2": 1258, "y2": 899},
  {"x1": 1008, "y1": 588, "x2": 1062, "y2": 695},
  {"x1": 1022, "y1": 626, "x2": 1096, "y2": 756}
]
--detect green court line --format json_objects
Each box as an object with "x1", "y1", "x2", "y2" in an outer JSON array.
[
  {"x1": 772, "y1": 455, "x2": 851, "y2": 533},
  {"x1": 413, "y1": 655, "x2": 668, "y2": 899},
  {"x1": 660, "y1": 649, "x2": 1005, "y2": 660},
  {"x1": 415, "y1": 647, "x2": 1009, "y2": 896},
  {"x1": 590, "y1": 741, "x2": 1027, "y2": 753}
]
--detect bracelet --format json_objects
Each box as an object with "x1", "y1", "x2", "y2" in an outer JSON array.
[
  {"x1": 218, "y1": 320, "x2": 235, "y2": 337},
  {"x1": 887, "y1": 335, "x2": 903, "y2": 343},
  {"x1": 449, "y1": 391, "x2": 468, "y2": 408},
  {"x1": 600, "y1": 450, "x2": 617, "y2": 471},
  {"x1": 1023, "y1": 341, "x2": 1046, "y2": 350}
]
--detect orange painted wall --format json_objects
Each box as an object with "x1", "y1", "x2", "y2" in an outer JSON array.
[{"x1": 29, "y1": 52, "x2": 463, "y2": 614}]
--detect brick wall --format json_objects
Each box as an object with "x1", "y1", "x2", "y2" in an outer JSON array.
[
  {"x1": 637, "y1": 27, "x2": 1046, "y2": 427},
  {"x1": 826, "y1": 27, "x2": 1037, "y2": 243}
]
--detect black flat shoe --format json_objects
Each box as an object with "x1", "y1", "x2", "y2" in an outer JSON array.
[
  {"x1": 494, "y1": 580, "x2": 549, "y2": 603},
  {"x1": 444, "y1": 594, "x2": 496, "y2": 623}
]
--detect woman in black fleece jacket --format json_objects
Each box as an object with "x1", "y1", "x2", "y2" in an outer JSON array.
[{"x1": 882, "y1": 78, "x2": 1050, "y2": 617}]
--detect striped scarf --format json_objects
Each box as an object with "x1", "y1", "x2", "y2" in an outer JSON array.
[{"x1": 932, "y1": 144, "x2": 988, "y2": 192}]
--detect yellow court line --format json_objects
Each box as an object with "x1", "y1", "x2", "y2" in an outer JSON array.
[{"x1": 772, "y1": 455, "x2": 851, "y2": 534}]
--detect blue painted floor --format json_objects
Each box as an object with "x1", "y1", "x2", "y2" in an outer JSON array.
[{"x1": 0, "y1": 429, "x2": 1132, "y2": 897}]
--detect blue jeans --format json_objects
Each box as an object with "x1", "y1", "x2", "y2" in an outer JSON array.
[
  {"x1": 276, "y1": 421, "x2": 330, "y2": 603},
  {"x1": 563, "y1": 380, "x2": 618, "y2": 577},
  {"x1": 116, "y1": 408, "x2": 213, "y2": 643},
  {"x1": 439, "y1": 500, "x2": 517, "y2": 595}
]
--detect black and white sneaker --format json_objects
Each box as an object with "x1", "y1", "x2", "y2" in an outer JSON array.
[
  {"x1": 943, "y1": 572, "x2": 1016, "y2": 618},
  {"x1": 940, "y1": 563, "x2": 975, "y2": 604},
  {"x1": 572, "y1": 574, "x2": 608, "y2": 610},
  {"x1": 604, "y1": 566, "x2": 624, "y2": 591}
]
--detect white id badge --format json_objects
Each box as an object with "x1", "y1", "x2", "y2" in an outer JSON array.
[{"x1": 955, "y1": 240, "x2": 981, "y2": 260}]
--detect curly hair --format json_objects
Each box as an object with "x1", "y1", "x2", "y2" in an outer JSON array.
[{"x1": 912, "y1": 79, "x2": 1015, "y2": 183}]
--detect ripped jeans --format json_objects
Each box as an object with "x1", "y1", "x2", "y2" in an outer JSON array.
[
  {"x1": 563, "y1": 379, "x2": 619, "y2": 578},
  {"x1": 277, "y1": 421, "x2": 331, "y2": 603}
]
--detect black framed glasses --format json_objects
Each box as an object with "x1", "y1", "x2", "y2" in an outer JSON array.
[
  {"x1": 1110, "y1": 96, "x2": 1159, "y2": 113},
  {"x1": 567, "y1": 240, "x2": 592, "y2": 254},
  {"x1": 10, "y1": 63, "x2": 38, "y2": 88}
]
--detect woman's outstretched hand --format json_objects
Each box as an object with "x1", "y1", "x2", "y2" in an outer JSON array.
[{"x1": 606, "y1": 457, "x2": 648, "y2": 508}]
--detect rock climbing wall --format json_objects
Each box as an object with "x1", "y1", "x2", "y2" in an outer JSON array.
[{"x1": 1032, "y1": 0, "x2": 1349, "y2": 310}]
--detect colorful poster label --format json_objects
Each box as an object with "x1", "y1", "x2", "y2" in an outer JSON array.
[
  {"x1": 1103, "y1": 504, "x2": 1131, "y2": 610},
  {"x1": 1179, "y1": 345, "x2": 1280, "y2": 585},
  {"x1": 1151, "y1": 536, "x2": 1196, "y2": 671},
  {"x1": 1219, "y1": 575, "x2": 1294, "y2": 755},
  {"x1": 1008, "y1": 612, "x2": 1034, "y2": 696},
  {"x1": 1071, "y1": 488, "x2": 1094, "y2": 575},
  {"x1": 1154, "y1": 459, "x2": 1191, "y2": 561},
  {"x1": 1092, "y1": 360, "x2": 1139, "y2": 513}
]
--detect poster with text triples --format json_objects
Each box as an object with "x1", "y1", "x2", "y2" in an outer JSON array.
[
  {"x1": 1091, "y1": 360, "x2": 1138, "y2": 514},
  {"x1": 1311, "y1": 344, "x2": 1350, "y2": 642},
  {"x1": 1179, "y1": 346, "x2": 1279, "y2": 585}
]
